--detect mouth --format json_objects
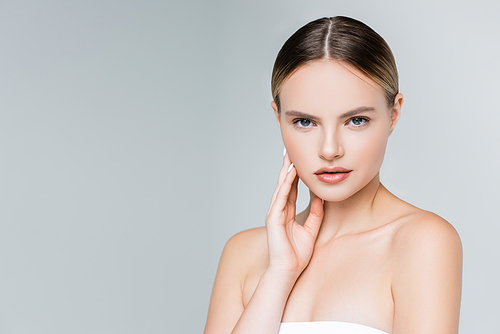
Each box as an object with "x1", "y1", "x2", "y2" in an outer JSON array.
[{"x1": 314, "y1": 166, "x2": 352, "y2": 183}]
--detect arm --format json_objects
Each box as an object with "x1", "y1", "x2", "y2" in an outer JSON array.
[
  {"x1": 204, "y1": 230, "x2": 300, "y2": 334},
  {"x1": 392, "y1": 214, "x2": 463, "y2": 334},
  {"x1": 203, "y1": 230, "x2": 253, "y2": 334},
  {"x1": 204, "y1": 153, "x2": 324, "y2": 334}
]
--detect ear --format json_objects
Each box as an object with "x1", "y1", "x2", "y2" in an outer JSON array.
[
  {"x1": 389, "y1": 93, "x2": 403, "y2": 135},
  {"x1": 271, "y1": 101, "x2": 281, "y2": 127}
]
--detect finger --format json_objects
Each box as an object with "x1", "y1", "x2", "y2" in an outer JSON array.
[
  {"x1": 287, "y1": 173, "x2": 299, "y2": 207},
  {"x1": 268, "y1": 164, "x2": 297, "y2": 219},
  {"x1": 284, "y1": 174, "x2": 299, "y2": 221},
  {"x1": 302, "y1": 196, "x2": 324, "y2": 240},
  {"x1": 267, "y1": 153, "x2": 292, "y2": 215},
  {"x1": 276, "y1": 152, "x2": 292, "y2": 192}
]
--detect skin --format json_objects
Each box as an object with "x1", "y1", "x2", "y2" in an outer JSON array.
[{"x1": 204, "y1": 60, "x2": 462, "y2": 334}]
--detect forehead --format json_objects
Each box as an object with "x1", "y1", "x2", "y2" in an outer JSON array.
[{"x1": 279, "y1": 60, "x2": 387, "y2": 114}]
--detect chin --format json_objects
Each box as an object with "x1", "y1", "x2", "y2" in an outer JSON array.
[
  {"x1": 313, "y1": 187, "x2": 360, "y2": 202},
  {"x1": 301, "y1": 181, "x2": 356, "y2": 202}
]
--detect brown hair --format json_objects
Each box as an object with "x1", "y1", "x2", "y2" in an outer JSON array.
[{"x1": 271, "y1": 16, "x2": 399, "y2": 111}]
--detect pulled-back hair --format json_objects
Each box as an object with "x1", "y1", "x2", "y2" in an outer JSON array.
[{"x1": 271, "y1": 16, "x2": 399, "y2": 111}]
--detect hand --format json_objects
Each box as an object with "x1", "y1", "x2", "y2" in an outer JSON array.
[{"x1": 265, "y1": 152, "x2": 324, "y2": 278}]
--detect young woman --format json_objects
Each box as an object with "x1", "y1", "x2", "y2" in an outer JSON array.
[{"x1": 204, "y1": 16, "x2": 462, "y2": 334}]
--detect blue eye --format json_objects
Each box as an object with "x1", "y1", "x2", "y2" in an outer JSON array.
[
  {"x1": 349, "y1": 117, "x2": 369, "y2": 126},
  {"x1": 295, "y1": 119, "x2": 312, "y2": 127}
]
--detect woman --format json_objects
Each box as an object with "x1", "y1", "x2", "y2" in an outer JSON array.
[{"x1": 204, "y1": 16, "x2": 462, "y2": 334}]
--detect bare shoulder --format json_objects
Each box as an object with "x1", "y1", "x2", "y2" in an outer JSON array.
[
  {"x1": 226, "y1": 226, "x2": 267, "y2": 248},
  {"x1": 391, "y1": 208, "x2": 462, "y2": 257},
  {"x1": 204, "y1": 227, "x2": 269, "y2": 333},
  {"x1": 223, "y1": 227, "x2": 268, "y2": 264},
  {"x1": 389, "y1": 205, "x2": 462, "y2": 333},
  {"x1": 215, "y1": 226, "x2": 269, "y2": 286}
]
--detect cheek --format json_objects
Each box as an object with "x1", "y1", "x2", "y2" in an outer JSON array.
[
  {"x1": 281, "y1": 128, "x2": 315, "y2": 170},
  {"x1": 349, "y1": 130, "x2": 389, "y2": 168}
]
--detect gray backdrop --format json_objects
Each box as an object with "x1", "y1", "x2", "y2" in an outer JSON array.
[{"x1": 0, "y1": 0, "x2": 498, "y2": 333}]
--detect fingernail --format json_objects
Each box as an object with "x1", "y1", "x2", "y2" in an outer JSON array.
[
  {"x1": 287, "y1": 163, "x2": 294, "y2": 173},
  {"x1": 322, "y1": 199, "x2": 324, "y2": 205},
  {"x1": 283, "y1": 147, "x2": 287, "y2": 156}
]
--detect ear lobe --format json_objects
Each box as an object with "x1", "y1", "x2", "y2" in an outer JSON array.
[
  {"x1": 389, "y1": 93, "x2": 403, "y2": 135},
  {"x1": 271, "y1": 101, "x2": 281, "y2": 127}
]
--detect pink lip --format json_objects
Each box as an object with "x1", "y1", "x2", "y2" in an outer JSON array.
[{"x1": 314, "y1": 166, "x2": 352, "y2": 183}]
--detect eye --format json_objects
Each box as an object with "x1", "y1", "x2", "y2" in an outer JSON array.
[
  {"x1": 348, "y1": 116, "x2": 369, "y2": 127},
  {"x1": 293, "y1": 118, "x2": 314, "y2": 128}
]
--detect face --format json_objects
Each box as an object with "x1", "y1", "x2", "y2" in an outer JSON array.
[{"x1": 272, "y1": 60, "x2": 402, "y2": 202}]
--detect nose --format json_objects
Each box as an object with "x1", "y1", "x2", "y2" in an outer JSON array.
[{"x1": 318, "y1": 129, "x2": 344, "y2": 161}]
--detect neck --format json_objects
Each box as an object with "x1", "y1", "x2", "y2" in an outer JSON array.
[{"x1": 300, "y1": 173, "x2": 390, "y2": 244}]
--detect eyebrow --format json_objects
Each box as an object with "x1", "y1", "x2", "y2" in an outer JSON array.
[
  {"x1": 284, "y1": 106, "x2": 376, "y2": 119},
  {"x1": 339, "y1": 106, "x2": 376, "y2": 118}
]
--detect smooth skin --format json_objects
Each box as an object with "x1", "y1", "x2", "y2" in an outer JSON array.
[{"x1": 204, "y1": 60, "x2": 462, "y2": 334}]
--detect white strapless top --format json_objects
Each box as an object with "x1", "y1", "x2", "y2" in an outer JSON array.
[{"x1": 278, "y1": 321, "x2": 389, "y2": 334}]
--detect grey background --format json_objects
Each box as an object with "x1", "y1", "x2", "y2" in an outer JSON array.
[{"x1": 0, "y1": 0, "x2": 498, "y2": 333}]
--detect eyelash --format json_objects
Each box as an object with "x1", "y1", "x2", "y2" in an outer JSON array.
[
  {"x1": 292, "y1": 116, "x2": 371, "y2": 129},
  {"x1": 347, "y1": 116, "x2": 370, "y2": 128},
  {"x1": 293, "y1": 118, "x2": 316, "y2": 129}
]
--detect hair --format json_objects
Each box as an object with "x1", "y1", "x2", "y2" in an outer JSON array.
[{"x1": 271, "y1": 16, "x2": 399, "y2": 111}]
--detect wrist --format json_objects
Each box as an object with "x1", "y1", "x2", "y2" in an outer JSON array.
[{"x1": 262, "y1": 267, "x2": 300, "y2": 286}]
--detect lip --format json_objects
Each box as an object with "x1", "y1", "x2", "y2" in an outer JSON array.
[{"x1": 314, "y1": 166, "x2": 352, "y2": 183}]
